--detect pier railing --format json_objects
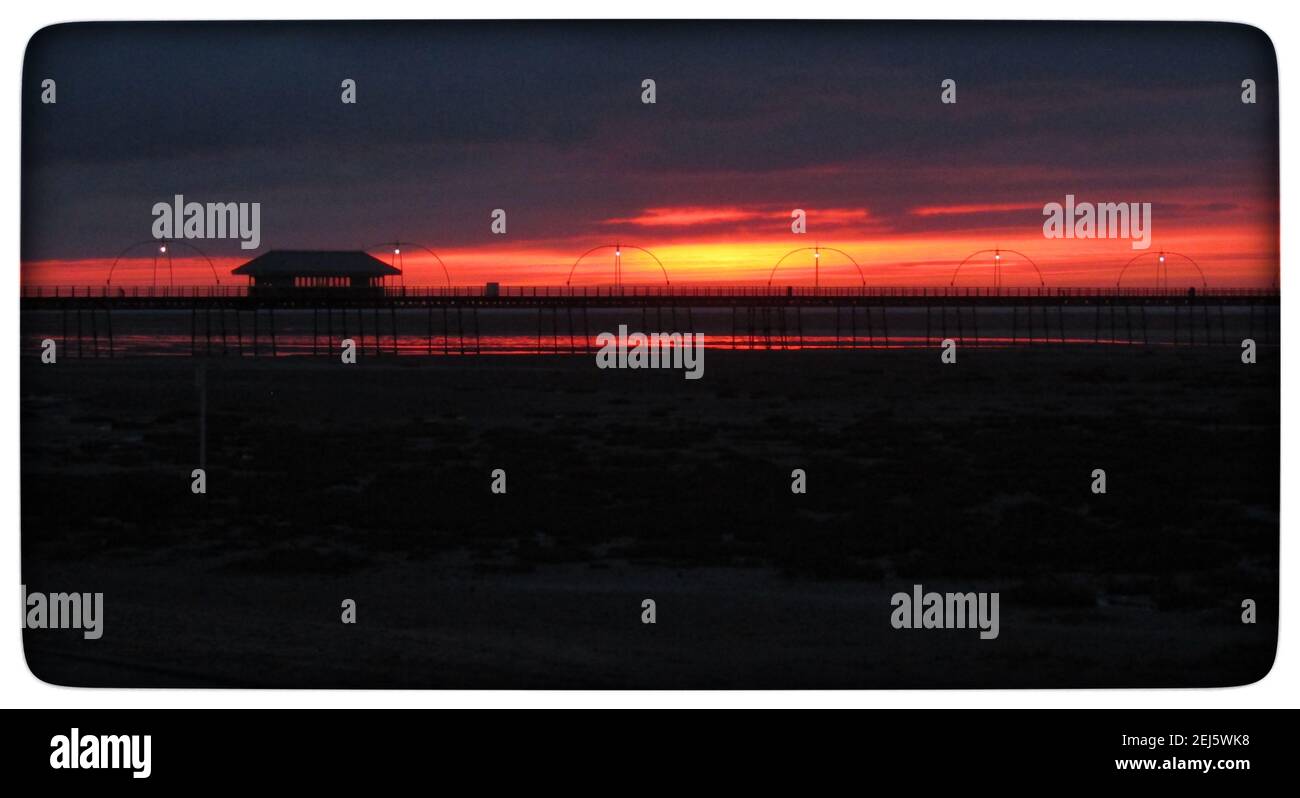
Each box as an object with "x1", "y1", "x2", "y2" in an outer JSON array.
[{"x1": 19, "y1": 285, "x2": 1281, "y2": 300}]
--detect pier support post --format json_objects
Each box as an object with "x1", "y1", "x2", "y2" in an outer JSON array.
[
  {"x1": 88, "y1": 305, "x2": 98, "y2": 358},
  {"x1": 583, "y1": 303, "x2": 591, "y2": 354},
  {"x1": 457, "y1": 304, "x2": 466, "y2": 355}
]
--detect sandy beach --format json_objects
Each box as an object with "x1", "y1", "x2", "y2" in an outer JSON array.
[{"x1": 20, "y1": 346, "x2": 1278, "y2": 687}]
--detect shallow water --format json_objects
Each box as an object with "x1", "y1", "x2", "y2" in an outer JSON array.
[{"x1": 22, "y1": 305, "x2": 1279, "y2": 357}]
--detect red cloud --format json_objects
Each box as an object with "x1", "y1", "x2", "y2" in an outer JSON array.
[
  {"x1": 910, "y1": 202, "x2": 1042, "y2": 217},
  {"x1": 602, "y1": 207, "x2": 763, "y2": 227},
  {"x1": 602, "y1": 205, "x2": 872, "y2": 228}
]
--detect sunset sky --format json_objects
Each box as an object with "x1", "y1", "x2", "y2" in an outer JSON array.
[{"x1": 21, "y1": 22, "x2": 1279, "y2": 288}]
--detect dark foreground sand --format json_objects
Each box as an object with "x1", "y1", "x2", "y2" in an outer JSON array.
[{"x1": 20, "y1": 346, "x2": 1278, "y2": 687}]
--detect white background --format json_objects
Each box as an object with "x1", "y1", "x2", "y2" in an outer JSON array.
[{"x1": 1, "y1": 0, "x2": 1293, "y2": 708}]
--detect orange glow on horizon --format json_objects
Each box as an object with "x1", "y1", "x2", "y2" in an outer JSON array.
[{"x1": 21, "y1": 208, "x2": 1279, "y2": 290}]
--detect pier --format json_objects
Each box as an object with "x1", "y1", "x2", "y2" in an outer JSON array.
[{"x1": 20, "y1": 285, "x2": 1280, "y2": 358}]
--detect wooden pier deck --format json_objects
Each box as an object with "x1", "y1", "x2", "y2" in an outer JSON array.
[{"x1": 20, "y1": 285, "x2": 1280, "y2": 310}]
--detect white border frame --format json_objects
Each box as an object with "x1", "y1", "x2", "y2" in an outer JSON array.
[{"x1": 3, "y1": 0, "x2": 1292, "y2": 709}]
